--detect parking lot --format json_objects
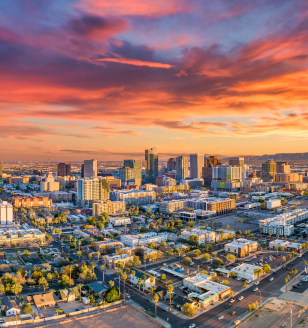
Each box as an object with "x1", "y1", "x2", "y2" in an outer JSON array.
[
  {"x1": 213, "y1": 215, "x2": 259, "y2": 232},
  {"x1": 59, "y1": 301, "x2": 88, "y2": 313}
]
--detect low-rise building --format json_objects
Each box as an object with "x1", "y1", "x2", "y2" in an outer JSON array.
[
  {"x1": 225, "y1": 238, "x2": 258, "y2": 257},
  {"x1": 92, "y1": 201, "x2": 126, "y2": 217},
  {"x1": 110, "y1": 189, "x2": 156, "y2": 205},
  {"x1": 231, "y1": 264, "x2": 263, "y2": 281},
  {"x1": 106, "y1": 254, "x2": 134, "y2": 269},
  {"x1": 266, "y1": 198, "x2": 281, "y2": 209},
  {"x1": 180, "y1": 228, "x2": 216, "y2": 245},
  {"x1": 12, "y1": 196, "x2": 52, "y2": 208},
  {"x1": 93, "y1": 238, "x2": 124, "y2": 253},
  {"x1": 132, "y1": 269, "x2": 155, "y2": 289},
  {"x1": 269, "y1": 239, "x2": 302, "y2": 251},
  {"x1": 108, "y1": 217, "x2": 131, "y2": 226},
  {"x1": 120, "y1": 232, "x2": 177, "y2": 247}
]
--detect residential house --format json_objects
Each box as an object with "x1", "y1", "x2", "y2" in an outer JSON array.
[
  {"x1": 88, "y1": 282, "x2": 108, "y2": 296},
  {"x1": 173, "y1": 295, "x2": 197, "y2": 312},
  {"x1": 0, "y1": 296, "x2": 21, "y2": 316},
  {"x1": 132, "y1": 269, "x2": 155, "y2": 290},
  {"x1": 33, "y1": 292, "x2": 56, "y2": 308},
  {"x1": 59, "y1": 287, "x2": 80, "y2": 302}
]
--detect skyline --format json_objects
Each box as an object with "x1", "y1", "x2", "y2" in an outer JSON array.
[{"x1": 1, "y1": 0, "x2": 308, "y2": 160}]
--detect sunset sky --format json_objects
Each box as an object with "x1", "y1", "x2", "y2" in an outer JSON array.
[{"x1": 1, "y1": 0, "x2": 308, "y2": 161}]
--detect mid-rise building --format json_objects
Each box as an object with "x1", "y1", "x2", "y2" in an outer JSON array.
[
  {"x1": 77, "y1": 177, "x2": 109, "y2": 207},
  {"x1": 57, "y1": 163, "x2": 71, "y2": 177},
  {"x1": 211, "y1": 165, "x2": 242, "y2": 191},
  {"x1": 176, "y1": 156, "x2": 189, "y2": 181},
  {"x1": 224, "y1": 238, "x2": 258, "y2": 257},
  {"x1": 109, "y1": 189, "x2": 156, "y2": 205},
  {"x1": 145, "y1": 148, "x2": 158, "y2": 183},
  {"x1": 83, "y1": 159, "x2": 97, "y2": 178},
  {"x1": 229, "y1": 157, "x2": 245, "y2": 174},
  {"x1": 120, "y1": 232, "x2": 177, "y2": 247},
  {"x1": 276, "y1": 162, "x2": 290, "y2": 174},
  {"x1": 108, "y1": 217, "x2": 131, "y2": 226},
  {"x1": 92, "y1": 200, "x2": 126, "y2": 216},
  {"x1": 259, "y1": 208, "x2": 308, "y2": 236},
  {"x1": 12, "y1": 197, "x2": 52, "y2": 208},
  {"x1": 40, "y1": 173, "x2": 60, "y2": 192},
  {"x1": 180, "y1": 228, "x2": 216, "y2": 244},
  {"x1": 190, "y1": 154, "x2": 204, "y2": 179},
  {"x1": 159, "y1": 200, "x2": 186, "y2": 214},
  {"x1": 275, "y1": 173, "x2": 303, "y2": 183},
  {"x1": 0, "y1": 201, "x2": 13, "y2": 225}
]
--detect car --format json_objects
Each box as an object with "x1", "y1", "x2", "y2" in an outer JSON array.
[
  {"x1": 189, "y1": 324, "x2": 196, "y2": 328},
  {"x1": 219, "y1": 281, "x2": 224, "y2": 284},
  {"x1": 231, "y1": 311, "x2": 236, "y2": 316},
  {"x1": 164, "y1": 309, "x2": 170, "y2": 312},
  {"x1": 145, "y1": 306, "x2": 151, "y2": 311},
  {"x1": 218, "y1": 316, "x2": 224, "y2": 320},
  {"x1": 293, "y1": 285, "x2": 298, "y2": 289},
  {"x1": 225, "y1": 303, "x2": 231, "y2": 309},
  {"x1": 297, "y1": 283, "x2": 302, "y2": 287},
  {"x1": 147, "y1": 299, "x2": 151, "y2": 302},
  {"x1": 75, "y1": 308, "x2": 79, "y2": 311},
  {"x1": 255, "y1": 281, "x2": 259, "y2": 285},
  {"x1": 230, "y1": 298, "x2": 235, "y2": 303},
  {"x1": 247, "y1": 280, "x2": 252, "y2": 284},
  {"x1": 238, "y1": 296, "x2": 244, "y2": 301},
  {"x1": 269, "y1": 277, "x2": 274, "y2": 281},
  {"x1": 253, "y1": 287, "x2": 258, "y2": 292}
]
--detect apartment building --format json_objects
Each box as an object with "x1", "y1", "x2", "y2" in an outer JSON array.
[
  {"x1": 77, "y1": 177, "x2": 109, "y2": 207},
  {"x1": 57, "y1": 163, "x2": 71, "y2": 177},
  {"x1": 120, "y1": 232, "x2": 177, "y2": 247},
  {"x1": 93, "y1": 238, "x2": 124, "y2": 252},
  {"x1": 180, "y1": 228, "x2": 216, "y2": 244},
  {"x1": 259, "y1": 208, "x2": 308, "y2": 236},
  {"x1": 12, "y1": 197, "x2": 52, "y2": 208},
  {"x1": 0, "y1": 201, "x2": 13, "y2": 225},
  {"x1": 0, "y1": 228, "x2": 45, "y2": 244},
  {"x1": 185, "y1": 197, "x2": 236, "y2": 215},
  {"x1": 92, "y1": 200, "x2": 126, "y2": 216},
  {"x1": 106, "y1": 254, "x2": 134, "y2": 269},
  {"x1": 83, "y1": 159, "x2": 97, "y2": 178},
  {"x1": 158, "y1": 200, "x2": 185, "y2": 214},
  {"x1": 224, "y1": 238, "x2": 258, "y2": 257},
  {"x1": 108, "y1": 217, "x2": 131, "y2": 226},
  {"x1": 109, "y1": 190, "x2": 156, "y2": 205}
]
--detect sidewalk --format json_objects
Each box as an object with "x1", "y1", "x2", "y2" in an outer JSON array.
[{"x1": 130, "y1": 300, "x2": 171, "y2": 328}]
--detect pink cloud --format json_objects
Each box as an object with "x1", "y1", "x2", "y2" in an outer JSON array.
[{"x1": 98, "y1": 57, "x2": 174, "y2": 68}]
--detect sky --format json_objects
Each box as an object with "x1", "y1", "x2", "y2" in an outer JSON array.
[{"x1": 0, "y1": 0, "x2": 308, "y2": 161}]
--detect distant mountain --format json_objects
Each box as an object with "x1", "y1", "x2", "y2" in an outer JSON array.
[{"x1": 222, "y1": 152, "x2": 308, "y2": 164}]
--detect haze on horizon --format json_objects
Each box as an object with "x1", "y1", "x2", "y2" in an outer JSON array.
[{"x1": 0, "y1": 0, "x2": 308, "y2": 161}]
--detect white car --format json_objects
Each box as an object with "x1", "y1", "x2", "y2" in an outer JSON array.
[
  {"x1": 255, "y1": 281, "x2": 259, "y2": 285},
  {"x1": 238, "y1": 296, "x2": 244, "y2": 301},
  {"x1": 189, "y1": 324, "x2": 196, "y2": 328},
  {"x1": 218, "y1": 316, "x2": 224, "y2": 320},
  {"x1": 269, "y1": 277, "x2": 274, "y2": 282},
  {"x1": 253, "y1": 287, "x2": 258, "y2": 292}
]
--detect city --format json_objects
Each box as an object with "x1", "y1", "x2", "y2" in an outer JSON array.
[
  {"x1": 0, "y1": 155, "x2": 308, "y2": 328},
  {"x1": 1, "y1": 0, "x2": 308, "y2": 327}
]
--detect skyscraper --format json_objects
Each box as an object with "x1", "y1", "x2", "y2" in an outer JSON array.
[
  {"x1": 229, "y1": 157, "x2": 245, "y2": 173},
  {"x1": 0, "y1": 162, "x2": 2, "y2": 176},
  {"x1": 262, "y1": 159, "x2": 277, "y2": 182},
  {"x1": 176, "y1": 156, "x2": 189, "y2": 181},
  {"x1": 167, "y1": 158, "x2": 176, "y2": 172},
  {"x1": 190, "y1": 154, "x2": 204, "y2": 178},
  {"x1": 57, "y1": 163, "x2": 71, "y2": 177},
  {"x1": 124, "y1": 159, "x2": 142, "y2": 185},
  {"x1": 83, "y1": 159, "x2": 97, "y2": 178},
  {"x1": 77, "y1": 177, "x2": 109, "y2": 207},
  {"x1": 145, "y1": 148, "x2": 158, "y2": 183},
  {"x1": 202, "y1": 156, "x2": 221, "y2": 185}
]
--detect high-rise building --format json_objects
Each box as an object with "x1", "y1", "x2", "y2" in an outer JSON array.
[
  {"x1": 83, "y1": 159, "x2": 97, "y2": 178},
  {"x1": 145, "y1": 148, "x2": 158, "y2": 183},
  {"x1": 211, "y1": 165, "x2": 242, "y2": 191},
  {"x1": 176, "y1": 156, "x2": 189, "y2": 181},
  {"x1": 57, "y1": 163, "x2": 71, "y2": 177},
  {"x1": 0, "y1": 162, "x2": 2, "y2": 176},
  {"x1": 229, "y1": 157, "x2": 245, "y2": 173},
  {"x1": 0, "y1": 201, "x2": 13, "y2": 225},
  {"x1": 190, "y1": 154, "x2": 204, "y2": 179},
  {"x1": 77, "y1": 177, "x2": 109, "y2": 207},
  {"x1": 40, "y1": 173, "x2": 60, "y2": 192},
  {"x1": 167, "y1": 158, "x2": 177, "y2": 172},
  {"x1": 276, "y1": 162, "x2": 290, "y2": 174},
  {"x1": 119, "y1": 167, "x2": 135, "y2": 185},
  {"x1": 203, "y1": 156, "x2": 222, "y2": 185},
  {"x1": 262, "y1": 160, "x2": 277, "y2": 182},
  {"x1": 123, "y1": 159, "x2": 142, "y2": 185}
]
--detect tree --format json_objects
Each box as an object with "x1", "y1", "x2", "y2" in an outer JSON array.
[
  {"x1": 144, "y1": 254, "x2": 147, "y2": 269},
  {"x1": 23, "y1": 250, "x2": 31, "y2": 256},
  {"x1": 222, "y1": 280, "x2": 229, "y2": 286},
  {"x1": 142, "y1": 275, "x2": 146, "y2": 294},
  {"x1": 161, "y1": 241, "x2": 167, "y2": 247},
  {"x1": 106, "y1": 286, "x2": 120, "y2": 303},
  {"x1": 77, "y1": 283, "x2": 83, "y2": 299},
  {"x1": 101, "y1": 265, "x2": 106, "y2": 282},
  {"x1": 242, "y1": 280, "x2": 247, "y2": 288},
  {"x1": 226, "y1": 254, "x2": 236, "y2": 263},
  {"x1": 183, "y1": 257, "x2": 192, "y2": 265},
  {"x1": 262, "y1": 264, "x2": 271, "y2": 273},
  {"x1": 109, "y1": 280, "x2": 114, "y2": 289},
  {"x1": 122, "y1": 273, "x2": 127, "y2": 301},
  {"x1": 77, "y1": 251, "x2": 82, "y2": 261},
  {"x1": 161, "y1": 274, "x2": 166, "y2": 281},
  {"x1": 56, "y1": 308, "x2": 63, "y2": 316},
  {"x1": 285, "y1": 277, "x2": 289, "y2": 292},
  {"x1": 254, "y1": 268, "x2": 263, "y2": 278},
  {"x1": 182, "y1": 303, "x2": 197, "y2": 317},
  {"x1": 149, "y1": 242, "x2": 155, "y2": 249},
  {"x1": 202, "y1": 253, "x2": 211, "y2": 262},
  {"x1": 154, "y1": 293, "x2": 159, "y2": 317},
  {"x1": 150, "y1": 276, "x2": 155, "y2": 295},
  {"x1": 231, "y1": 272, "x2": 237, "y2": 278},
  {"x1": 10, "y1": 283, "x2": 22, "y2": 297},
  {"x1": 187, "y1": 221, "x2": 195, "y2": 228},
  {"x1": 38, "y1": 277, "x2": 49, "y2": 291},
  {"x1": 138, "y1": 278, "x2": 142, "y2": 292},
  {"x1": 60, "y1": 275, "x2": 70, "y2": 287},
  {"x1": 67, "y1": 265, "x2": 74, "y2": 287},
  {"x1": 282, "y1": 256, "x2": 286, "y2": 263},
  {"x1": 194, "y1": 249, "x2": 201, "y2": 258},
  {"x1": 97, "y1": 251, "x2": 101, "y2": 265},
  {"x1": 168, "y1": 285, "x2": 174, "y2": 311},
  {"x1": 22, "y1": 302, "x2": 33, "y2": 315}
]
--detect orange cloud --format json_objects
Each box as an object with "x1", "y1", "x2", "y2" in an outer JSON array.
[{"x1": 98, "y1": 57, "x2": 174, "y2": 68}]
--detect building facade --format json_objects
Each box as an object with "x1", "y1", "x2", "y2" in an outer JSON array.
[
  {"x1": 83, "y1": 159, "x2": 97, "y2": 178},
  {"x1": 92, "y1": 201, "x2": 126, "y2": 216},
  {"x1": 57, "y1": 163, "x2": 71, "y2": 177},
  {"x1": 176, "y1": 156, "x2": 189, "y2": 181},
  {"x1": 190, "y1": 154, "x2": 204, "y2": 179},
  {"x1": 145, "y1": 148, "x2": 158, "y2": 183},
  {"x1": 109, "y1": 189, "x2": 156, "y2": 205},
  {"x1": 77, "y1": 177, "x2": 109, "y2": 207},
  {"x1": 0, "y1": 201, "x2": 13, "y2": 225},
  {"x1": 123, "y1": 159, "x2": 142, "y2": 185}
]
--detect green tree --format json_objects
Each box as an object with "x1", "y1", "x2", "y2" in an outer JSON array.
[
  {"x1": 262, "y1": 264, "x2": 271, "y2": 273},
  {"x1": 38, "y1": 277, "x2": 49, "y2": 291},
  {"x1": 182, "y1": 303, "x2": 197, "y2": 316},
  {"x1": 202, "y1": 253, "x2": 211, "y2": 262},
  {"x1": 183, "y1": 257, "x2": 192, "y2": 265},
  {"x1": 142, "y1": 275, "x2": 146, "y2": 295},
  {"x1": 10, "y1": 283, "x2": 22, "y2": 297},
  {"x1": 60, "y1": 275, "x2": 70, "y2": 287},
  {"x1": 168, "y1": 285, "x2": 174, "y2": 311},
  {"x1": 22, "y1": 302, "x2": 33, "y2": 315},
  {"x1": 154, "y1": 293, "x2": 159, "y2": 317},
  {"x1": 282, "y1": 256, "x2": 286, "y2": 263}
]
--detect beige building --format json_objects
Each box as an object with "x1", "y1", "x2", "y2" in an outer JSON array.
[
  {"x1": 225, "y1": 238, "x2": 258, "y2": 257},
  {"x1": 275, "y1": 173, "x2": 303, "y2": 183},
  {"x1": 159, "y1": 200, "x2": 185, "y2": 214},
  {"x1": 93, "y1": 200, "x2": 126, "y2": 216},
  {"x1": 106, "y1": 254, "x2": 134, "y2": 269},
  {"x1": 40, "y1": 173, "x2": 60, "y2": 192},
  {"x1": 93, "y1": 239, "x2": 124, "y2": 253}
]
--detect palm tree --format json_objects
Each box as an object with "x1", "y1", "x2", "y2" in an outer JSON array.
[
  {"x1": 101, "y1": 265, "x2": 106, "y2": 282},
  {"x1": 142, "y1": 275, "x2": 146, "y2": 295},
  {"x1": 154, "y1": 294, "x2": 159, "y2": 317},
  {"x1": 144, "y1": 254, "x2": 147, "y2": 269},
  {"x1": 97, "y1": 251, "x2": 101, "y2": 265},
  {"x1": 67, "y1": 265, "x2": 74, "y2": 287},
  {"x1": 150, "y1": 276, "x2": 155, "y2": 296},
  {"x1": 56, "y1": 308, "x2": 63, "y2": 316},
  {"x1": 89, "y1": 262, "x2": 95, "y2": 274},
  {"x1": 76, "y1": 284, "x2": 83, "y2": 299},
  {"x1": 122, "y1": 273, "x2": 127, "y2": 302},
  {"x1": 131, "y1": 270, "x2": 135, "y2": 286},
  {"x1": 117, "y1": 271, "x2": 122, "y2": 294},
  {"x1": 168, "y1": 285, "x2": 174, "y2": 311},
  {"x1": 69, "y1": 235, "x2": 72, "y2": 245},
  {"x1": 138, "y1": 278, "x2": 142, "y2": 293},
  {"x1": 104, "y1": 255, "x2": 107, "y2": 266},
  {"x1": 285, "y1": 277, "x2": 289, "y2": 292},
  {"x1": 78, "y1": 240, "x2": 81, "y2": 251},
  {"x1": 109, "y1": 280, "x2": 114, "y2": 289}
]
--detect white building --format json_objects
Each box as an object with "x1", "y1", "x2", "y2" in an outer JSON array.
[
  {"x1": 0, "y1": 201, "x2": 13, "y2": 225},
  {"x1": 109, "y1": 190, "x2": 156, "y2": 205},
  {"x1": 231, "y1": 264, "x2": 263, "y2": 281},
  {"x1": 266, "y1": 198, "x2": 281, "y2": 209},
  {"x1": 259, "y1": 208, "x2": 308, "y2": 236},
  {"x1": 83, "y1": 159, "x2": 97, "y2": 178},
  {"x1": 224, "y1": 238, "x2": 258, "y2": 257},
  {"x1": 40, "y1": 173, "x2": 60, "y2": 192},
  {"x1": 180, "y1": 228, "x2": 216, "y2": 245},
  {"x1": 77, "y1": 177, "x2": 109, "y2": 207},
  {"x1": 120, "y1": 232, "x2": 177, "y2": 247},
  {"x1": 109, "y1": 217, "x2": 131, "y2": 226}
]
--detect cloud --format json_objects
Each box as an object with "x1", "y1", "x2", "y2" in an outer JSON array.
[{"x1": 98, "y1": 57, "x2": 174, "y2": 68}]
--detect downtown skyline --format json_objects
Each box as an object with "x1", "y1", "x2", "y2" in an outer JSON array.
[{"x1": 1, "y1": 0, "x2": 308, "y2": 160}]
